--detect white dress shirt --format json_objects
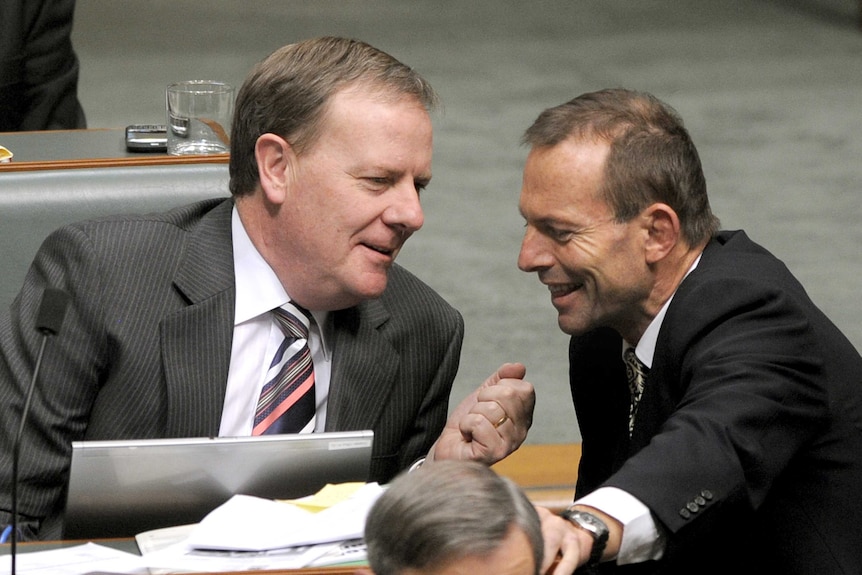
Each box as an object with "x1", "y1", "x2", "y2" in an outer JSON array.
[
  {"x1": 218, "y1": 207, "x2": 332, "y2": 436},
  {"x1": 575, "y1": 254, "x2": 702, "y2": 564}
]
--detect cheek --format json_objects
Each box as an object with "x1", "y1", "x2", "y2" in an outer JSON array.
[
  {"x1": 312, "y1": 190, "x2": 373, "y2": 232},
  {"x1": 598, "y1": 231, "x2": 643, "y2": 276},
  {"x1": 556, "y1": 242, "x2": 599, "y2": 277}
]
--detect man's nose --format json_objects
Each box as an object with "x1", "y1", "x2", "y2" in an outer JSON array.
[
  {"x1": 518, "y1": 226, "x2": 549, "y2": 272},
  {"x1": 384, "y1": 183, "x2": 425, "y2": 233}
]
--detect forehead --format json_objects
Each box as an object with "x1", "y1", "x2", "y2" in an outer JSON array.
[
  {"x1": 520, "y1": 138, "x2": 613, "y2": 221},
  {"x1": 312, "y1": 86, "x2": 433, "y2": 171},
  {"x1": 323, "y1": 86, "x2": 432, "y2": 136}
]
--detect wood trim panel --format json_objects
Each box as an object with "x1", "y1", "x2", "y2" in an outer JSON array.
[
  {"x1": 493, "y1": 443, "x2": 581, "y2": 512},
  {"x1": 0, "y1": 153, "x2": 228, "y2": 172}
]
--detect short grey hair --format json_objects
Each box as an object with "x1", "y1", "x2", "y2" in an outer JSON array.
[{"x1": 364, "y1": 460, "x2": 543, "y2": 575}]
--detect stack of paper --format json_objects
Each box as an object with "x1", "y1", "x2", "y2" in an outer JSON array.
[{"x1": 137, "y1": 482, "x2": 384, "y2": 572}]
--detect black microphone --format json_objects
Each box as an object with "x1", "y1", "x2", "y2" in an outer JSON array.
[{"x1": 10, "y1": 288, "x2": 70, "y2": 574}]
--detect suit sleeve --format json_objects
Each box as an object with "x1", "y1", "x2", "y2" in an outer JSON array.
[
  {"x1": 390, "y1": 313, "x2": 464, "y2": 473},
  {"x1": 327, "y1": 266, "x2": 465, "y2": 484},
  {"x1": 0, "y1": 224, "x2": 108, "y2": 538},
  {"x1": 604, "y1": 270, "x2": 830, "y2": 544}
]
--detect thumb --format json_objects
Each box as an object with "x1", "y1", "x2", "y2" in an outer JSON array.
[{"x1": 486, "y1": 362, "x2": 527, "y2": 386}]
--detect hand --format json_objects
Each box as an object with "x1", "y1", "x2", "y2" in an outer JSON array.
[
  {"x1": 428, "y1": 362, "x2": 535, "y2": 465},
  {"x1": 536, "y1": 506, "x2": 590, "y2": 575}
]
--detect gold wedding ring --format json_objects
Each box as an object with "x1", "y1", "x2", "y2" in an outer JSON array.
[{"x1": 493, "y1": 414, "x2": 509, "y2": 428}]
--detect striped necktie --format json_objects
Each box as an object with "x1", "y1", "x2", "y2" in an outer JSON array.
[
  {"x1": 623, "y1": 347, "x2": 648, "y2": 437},
  {"x1": 252, "y1": 303, "x2": 316, "y2": 435}
]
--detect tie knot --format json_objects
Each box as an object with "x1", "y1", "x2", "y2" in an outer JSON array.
[{"x1": 272, "y1": 303, "x2": 311, "y2": 340}]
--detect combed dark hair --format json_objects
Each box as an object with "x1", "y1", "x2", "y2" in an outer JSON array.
[
  {"x1": 365, "y1": 461, "x2": 543, "y2": 575},
  {"x1": 523, "y1": 88, "x2": 719, "y2": 245},
  {"x1": 229, "y1": 36, "x2": 438, "y2": 196}
]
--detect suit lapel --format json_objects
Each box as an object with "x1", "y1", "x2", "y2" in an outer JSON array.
[
  {"x1": 325, "y1": 299, "x2": 399, "y2": 432},
  {"x1": 161, "y1": 200, "x2": 236, "y2": 437}
]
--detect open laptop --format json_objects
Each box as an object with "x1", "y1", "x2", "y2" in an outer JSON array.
[{"x1": 62, "y1": 430, "x2": 374, "y2": 540}]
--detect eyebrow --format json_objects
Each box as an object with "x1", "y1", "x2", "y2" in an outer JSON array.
[
  {"x1": 521, "y1": 212, "x2": 571, "y2": 228},
  {"x1": 415, "y1": 174, "x2": 432, "y2": 188}
]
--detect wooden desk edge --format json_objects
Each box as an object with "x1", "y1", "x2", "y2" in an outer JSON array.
[{"x1": 0, "y1": 154, "x2": 229, "y2": 172}]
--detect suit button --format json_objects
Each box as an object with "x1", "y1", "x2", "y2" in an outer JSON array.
[
  {"x1": 679, "y1": 508, "x2": 692, "y2": 519},
  {"x1": 694, "y1": 495, "x2": 706, "y2": 506},
  {"x1": 686, "y1": 501, "x2": 700, "y2": 513},
  {"x1": 701, "y1": 490, "x2": 714, "y2": 500}
]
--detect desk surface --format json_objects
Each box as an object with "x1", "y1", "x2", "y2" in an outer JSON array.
[{"x1": 0, "y1": 129, "x2": 228, "y2": 171}]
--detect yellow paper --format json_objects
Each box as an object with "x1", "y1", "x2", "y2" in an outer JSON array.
[{"x1": 281, "y1": 482, "x2": 367, "y2": 513}]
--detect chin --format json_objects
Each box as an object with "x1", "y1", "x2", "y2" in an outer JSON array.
[
  {"x1": 355, "y1": 277, "x2": 390, "y2": 301},
  {"x1": 558, "y1": 316, "x2": 590, "y2": 336}
]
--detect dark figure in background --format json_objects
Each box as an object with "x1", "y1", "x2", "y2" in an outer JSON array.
[
  {"x1": 519, "y1": 89, "x2": 862, "y2": 574},
  {"x1": 0, "y1": 0, "x2": 86, "y2": 131}
]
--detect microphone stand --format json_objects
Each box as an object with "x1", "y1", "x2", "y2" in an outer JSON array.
[
  {"x1": 10, "y1": 334, "x2": 51, "y2": 575},
  {"x1": 9, "y1": 288, "x2": 69, "y2": 575}
]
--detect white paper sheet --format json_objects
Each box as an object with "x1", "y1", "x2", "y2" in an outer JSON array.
[
  {"x1": 139, "y1": 539, "x2": 339, "y2": 572},
  {"x1": 185, "y1": 482, "x2": 384, "y2": 552},
  {"x1": 0, "y1": 542, "x2": 147, "y2": 575}
]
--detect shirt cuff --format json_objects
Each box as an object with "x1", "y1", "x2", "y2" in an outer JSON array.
[{"x1": 576, "y1": 487, "x2": 665, "y2": 564}]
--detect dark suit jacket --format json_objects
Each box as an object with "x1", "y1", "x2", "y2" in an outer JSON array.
[
  {"x1": 0, "y1": 0, "x2": 86, "y2": 131},
  {"x1": 570, "y1": 231, "x2": 862, "y2": 574},
  {"x1": 0, "y1": 198, "x2": 463, "y2": 539}
]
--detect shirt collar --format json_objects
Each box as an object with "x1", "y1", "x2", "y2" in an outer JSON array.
[
  {"x1": 231, "y1": 206, "x2": 331, "y2": 358},
  {"x1": 626, "y1": 252, "x2": 703, "y2": 369}
]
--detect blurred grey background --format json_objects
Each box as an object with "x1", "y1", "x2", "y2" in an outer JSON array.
[{"x1": 71, "y1": 0, "x2": 862, "y2": 445}]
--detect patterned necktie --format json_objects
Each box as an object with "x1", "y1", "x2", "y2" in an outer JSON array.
[
  {"x1": 623, "y1": 347, "x2": 648, "y2": 436},
  {"x1": 253, "y1": 303, "x2": 316, "y2": 435}
]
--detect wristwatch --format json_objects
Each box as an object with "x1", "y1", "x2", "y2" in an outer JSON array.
[{"x1": 560, "y1": 507, "x2": 609, "y2": 567}]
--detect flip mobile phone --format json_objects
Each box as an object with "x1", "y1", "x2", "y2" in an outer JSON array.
[{"x1": 124, "y1": 124, "x2": 168, "y2": 152}]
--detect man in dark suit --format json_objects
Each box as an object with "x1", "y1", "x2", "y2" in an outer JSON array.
[
  {"x1": 0, "y1": 37, "x2": 533, "y2": 540},
  {"x1": 0, "y1": 0, "x2": 86, "y2": 131},
  {"x1": 519, "y1": 89, "x2": 862, "y2": 574}
]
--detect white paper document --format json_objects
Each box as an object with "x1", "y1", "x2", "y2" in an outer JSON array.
[
  {"x1": 140, "y1": 540, "x2": 341, "y2": 572},
  {"x1": 138, "y1": 482, "x2": 384, "y2": 571},
  {"x1": 0, "y1": 542, "x2": 148, "y2": 575},
  {"x1": 187, "y1": 482, "x2": 383, "y2": 551}
]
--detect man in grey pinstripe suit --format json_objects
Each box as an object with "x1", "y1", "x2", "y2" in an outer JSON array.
[{"x1": 0, "y1": 37, "x2": 535, "y2": 540}]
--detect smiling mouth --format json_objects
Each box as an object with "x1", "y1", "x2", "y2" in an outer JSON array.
[
  {"x1": 363, "y1": 242, "x2": 396, "y2": 257},
  {"x1": 548, "y1": 283, "x2": 582, "y2": 298}
]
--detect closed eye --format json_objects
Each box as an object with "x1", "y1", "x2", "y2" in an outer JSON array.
[{"x1": 534, "y1": 222, "x2": 575, "y2": 243}]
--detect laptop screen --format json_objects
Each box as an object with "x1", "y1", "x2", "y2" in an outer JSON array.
[{"x1": 62, "y1": 430, "x2": 374, "y2": 539}]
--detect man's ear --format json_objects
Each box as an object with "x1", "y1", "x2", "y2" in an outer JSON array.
[
  {"x1": 254, "y1": 133, "x2": 294, "y2": 206},
  {"x1": 642, "y1": 203, "x2": 681, "y2": 264}
]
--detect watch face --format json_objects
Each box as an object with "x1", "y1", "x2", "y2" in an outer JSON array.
[
  {"x1": 565, "y1": 510, "x2": 609, "y2": 540},
  {"x1": 563, "y1": 509, "x2": 609, "y2": 566}
]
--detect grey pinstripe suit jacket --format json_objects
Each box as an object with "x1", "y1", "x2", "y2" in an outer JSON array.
[{"x1": 0, "y1": 198, "x2": 464, "y2": 539}]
